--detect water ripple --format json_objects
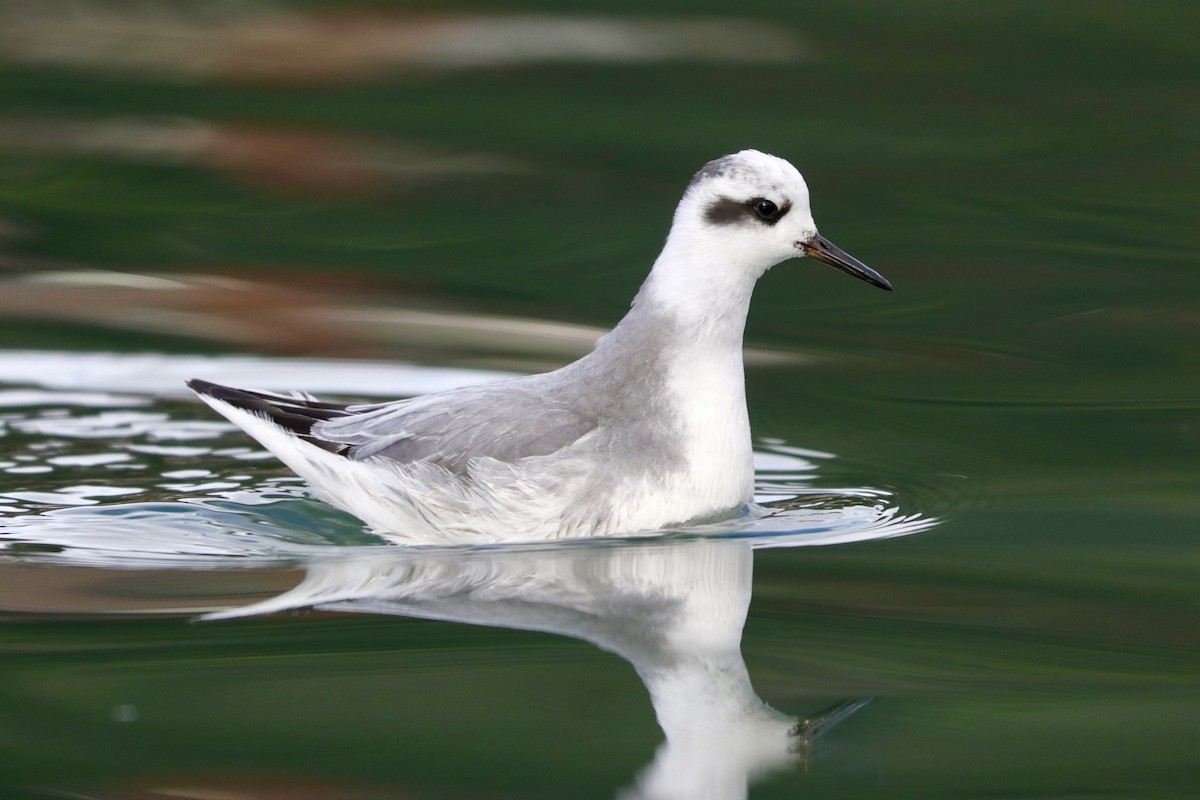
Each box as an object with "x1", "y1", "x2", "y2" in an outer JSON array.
[{"x1": 0, "y1": 350, "x2": 936, "y2": 565}]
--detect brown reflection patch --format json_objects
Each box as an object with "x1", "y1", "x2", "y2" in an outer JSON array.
[
  {"x1": 0, "y1": 562, "x2": 301, "y2": 618},
  {"x1": 0, "y1": 7, "x2": 807, "y2": 84},
  {"x1": 0, "y1": 266, "x2": 806, "y2": 367},
  {"x1": 0, "y1": 117, "x2": 524, "y2": 196}
]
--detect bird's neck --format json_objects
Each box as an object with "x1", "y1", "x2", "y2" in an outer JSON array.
[
  {"x1": 589, "y1": 235, "x2": 760, "y2": 409},
  {"x1": 584, "y1": 239, "x2": 757, "y2": 519},
  {"x1": 635, "y1": 235, "x2": 759, "y2": 348}
]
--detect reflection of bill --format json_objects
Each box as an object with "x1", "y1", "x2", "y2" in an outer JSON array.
[{"x1": 209, "y1": 538, "x2": 869, "y2": 799}]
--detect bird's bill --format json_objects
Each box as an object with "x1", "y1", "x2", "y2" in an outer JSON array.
[{"x1": 802, "y1": 234, "x2": 892, "y2": 291}]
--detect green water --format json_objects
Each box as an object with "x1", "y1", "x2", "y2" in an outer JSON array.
[{"x1": 2, "y1": 2, "x2": 1199, "y2": 798}]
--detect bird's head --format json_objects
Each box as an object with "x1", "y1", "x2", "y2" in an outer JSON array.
[{"x1": 671, "y1": 149, "x2": 890, "y2": 290}]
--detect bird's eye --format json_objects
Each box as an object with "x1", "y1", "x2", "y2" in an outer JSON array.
[{"x1": 752, "y1": 198, "x2": 779, "y2": 220}]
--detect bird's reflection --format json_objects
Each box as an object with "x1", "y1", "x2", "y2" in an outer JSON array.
[{"x1": 209, "y1": 538, "x2": 867, "y2": 799}]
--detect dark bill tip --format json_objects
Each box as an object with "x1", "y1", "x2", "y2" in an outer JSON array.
[{"x1": 801, "y1": 234, "x2": 892, "y2": 291}]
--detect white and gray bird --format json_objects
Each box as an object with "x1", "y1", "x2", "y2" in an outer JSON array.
[{"x1": 188, "y1": 150, "x2": 890, "y2": 543}]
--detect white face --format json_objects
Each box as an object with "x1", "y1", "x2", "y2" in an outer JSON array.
[
  {"x1": 677, "y1": 150, "x2": 891, "y2": 290},
  {"x1": 677, "y1": 149, "x2": 817, "y2": 272}
]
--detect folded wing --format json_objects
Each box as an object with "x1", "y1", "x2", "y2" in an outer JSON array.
[{"x1": 188, "y1": 377, "x2": 597, "y2": 474}]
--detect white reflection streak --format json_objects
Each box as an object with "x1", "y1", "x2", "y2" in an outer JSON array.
[
  {"x1": 0, "y1": 7, "x2": 807, "y2": 78},
  {"x1": 208, "y1": 540, "x2": 839, "y2": 799}
]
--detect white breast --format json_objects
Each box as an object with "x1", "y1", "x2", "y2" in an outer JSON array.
[{"x1": 625, "y1": 344, "x2": 754, "y2": 527}]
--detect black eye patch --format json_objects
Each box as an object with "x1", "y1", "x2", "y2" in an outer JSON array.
[{"x1": 704, "y1": 196, "x2": 792, "y2": 227}]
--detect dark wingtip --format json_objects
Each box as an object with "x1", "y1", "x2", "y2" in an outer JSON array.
[
  {"x1": 187, "y1": 378, "x2": 247, "y2": 405},
  {"x1": 186, "y1": 378, "x2": 217, "y2": 396},
  {"x1": 186, "y1": 378, "x2": 352, "y2": 457}
]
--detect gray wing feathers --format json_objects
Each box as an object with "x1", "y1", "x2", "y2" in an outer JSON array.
[{"x1": 314, "y1": 380, "x2": 596, "y2": 473}]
